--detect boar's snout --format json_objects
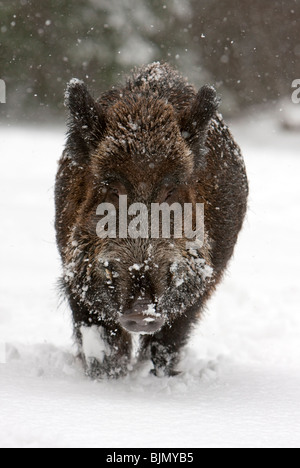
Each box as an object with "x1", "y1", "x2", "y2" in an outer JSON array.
[{"x1": 119, "y1": 298, "x2": 165, "y2": 334}]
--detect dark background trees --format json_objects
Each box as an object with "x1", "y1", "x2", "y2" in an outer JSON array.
[{"x1": 0, "y1": 0, "x2": 299, "y2": 122}]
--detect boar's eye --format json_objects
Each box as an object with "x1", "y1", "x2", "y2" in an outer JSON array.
[
  {"x1": 102, "y1": 181, "x2": 127, "y2": 203},
  {"x1": 164, "y1": 188, "x2": 177, "y2": 203},
  {"x1": 109, "y1": 187, "x2": 120, "y2": 200}
]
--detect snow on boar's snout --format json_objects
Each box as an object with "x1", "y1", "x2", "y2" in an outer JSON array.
[
  {"x1": 55, "y1": 62, "x2": 248, "y2": 379},
  {"x1": 120, "y1": 297, "x2": 165, "y2": 334}
]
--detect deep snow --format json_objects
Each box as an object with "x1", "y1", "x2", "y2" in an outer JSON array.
[{"x1": 0, "y1": 114, "x2": 300, "y2": 448}]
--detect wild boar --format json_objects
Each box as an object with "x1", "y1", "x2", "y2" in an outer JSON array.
[{"x1": 55, "y1": 62, "x2": 248, "y2": 378}]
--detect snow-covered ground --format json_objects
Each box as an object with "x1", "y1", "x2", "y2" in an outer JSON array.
[{"x1": 1, "y1": 114, "x2": 300, "y2": 448}]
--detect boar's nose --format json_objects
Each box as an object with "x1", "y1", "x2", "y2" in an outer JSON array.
[{"x1": 119, "y1": 299, "x2": 165, "y2": 334}]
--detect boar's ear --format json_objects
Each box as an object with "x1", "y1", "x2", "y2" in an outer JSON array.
[
  {"x1": 64, "y1": 79, "x2": 106, "y2": 157},
  {"x1": 180, "y1": 85, "x2": 220, "y2": 148}
]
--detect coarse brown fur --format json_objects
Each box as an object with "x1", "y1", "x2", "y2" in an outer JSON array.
[{"x1": 55, "y1": 62, "x2": 248, "y2": 378}]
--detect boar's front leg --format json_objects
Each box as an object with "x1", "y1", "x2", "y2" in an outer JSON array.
[
  {"x1": 75, "y1": 322, "x2": 132, "y2": 379},
  {"x1": 146, "y1": 312, "x2": 197, "y2": 377}
]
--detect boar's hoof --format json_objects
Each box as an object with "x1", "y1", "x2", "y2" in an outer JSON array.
[{"x1": 150, "y1": 368, "x2": 181, "y2": 378}]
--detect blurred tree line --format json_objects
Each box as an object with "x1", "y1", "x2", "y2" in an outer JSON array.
[{"x1": 0, "y1": 0, "x2": 299, "y2": 122}]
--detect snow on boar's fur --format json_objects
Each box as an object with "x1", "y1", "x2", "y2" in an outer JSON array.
[{"x1": 55, "y1": 62, "x2": 248, "y2": 378}]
